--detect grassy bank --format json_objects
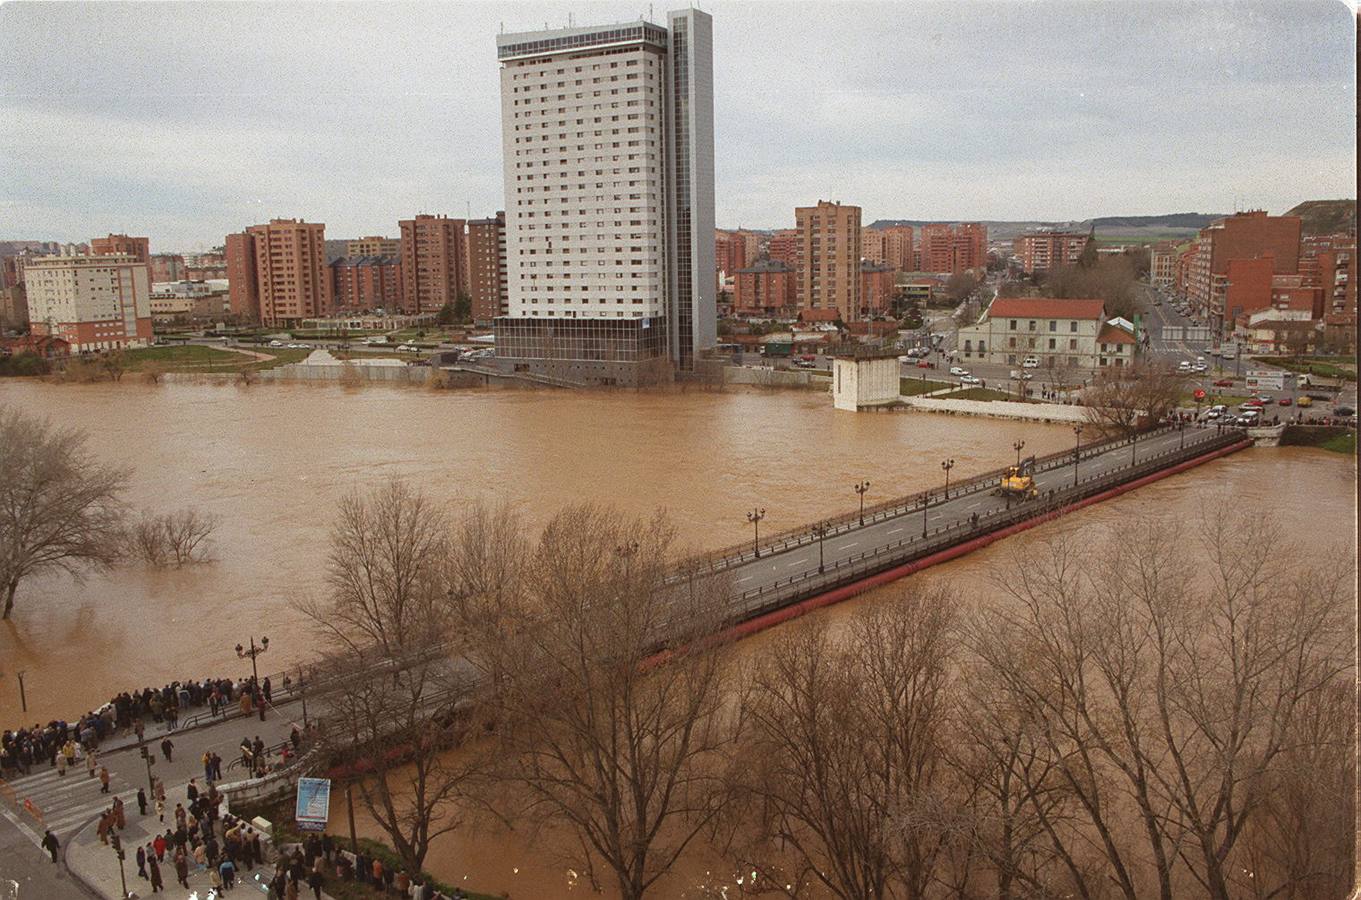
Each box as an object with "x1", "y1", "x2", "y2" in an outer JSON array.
[
  {"x1": 230, "y1": 795, "x2": 500, "y2": 900},
  {"x1": 1280, "y1": 425, "x2": 1357, "y2": 455},
  {"x1": 944, "y1": 387, "x2": 1015, "y2": 402},
  {"x1": 900, "y1": 377, "x2": 952, "y2": 396},
  {"x1": 1250, "y1": 356, "x2": 1357, "y2": 382}
]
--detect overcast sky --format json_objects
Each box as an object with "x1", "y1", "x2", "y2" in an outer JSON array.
[{"x1": 1, "y1": 1, "x2": 1354, "y2": 251}]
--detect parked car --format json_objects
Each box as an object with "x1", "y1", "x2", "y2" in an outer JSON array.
[
  {"x1": 960, "y1": 375, "x2": 982, "y2": 385},
  {"x1": 916, "y1": 359, "x2": 932, "y2": 369},
  {"x1": 1192, "y1": 363, "x2": 1208, "y2": 373},
  {"x1": 1235, "y1": 413, "x2": 1261, "y2": 427},
  {"x1": 1335, "y1": 406, "x2": 1356, "y2": 417},
  {"x1": 1278, "y1": 397, "x2": 1292, "y2": 406},
  {"x1": 268, "y1": 340, "x2": 284, "y2": 347},
  {"x1": 1297, "y1": 396, "x2": 1313, "y2": 408},
  {"x1": 1213, "y1": 378, "x2": 1233, "y2": 387},
  {"x1": 1022, "y1": 356, "x2": 1040, "y2": 368},
  {"x1": 949, "y1": 366, "x2": 968, "y2": 376},
  {"x1": 1177, "y1": 361, "x2": 1192, "y2": 372},
  {"x1": 1243, "y1": 399, "x2": 1266, "y2": 408}
]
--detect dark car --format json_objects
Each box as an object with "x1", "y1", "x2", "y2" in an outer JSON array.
[
  {"x1": 1334, "y1": 406, "x2": 1356, "y2": 417},
  {"x1": 1213, "y1": 379, "x2": 1233, "y2": 387}
]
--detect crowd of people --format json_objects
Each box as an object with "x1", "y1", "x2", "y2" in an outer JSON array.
[
  {"x1": 1, "y1": 673, "x2": 284, "y2": 781},
  {"x1": 287, "y1": 833, "x2": 456, "y2": 899}
]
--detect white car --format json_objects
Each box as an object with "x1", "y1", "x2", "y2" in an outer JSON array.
[
  {"x1": 1192, "y1": 363, "x2": 1208, "y2": 373},
  {"x1": 268, "y1": 340, "x2": 283, "y2": 347},
  {"x1": 949, "y1": 366, "x2": 968, "y2": 377},
  {"x1": 1177, "y1": 361, "x2": 1192, "y2": 372},
  {"x1": 1022, "y1": 356, "x2": 1039, "y2": 368},
  {"x1": 960, "y1": 375, "x2": 982, "y2": 385}
]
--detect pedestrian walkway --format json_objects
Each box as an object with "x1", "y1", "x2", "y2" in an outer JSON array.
[{"x1": 0, "y1": 763, "x2": 138, "y2": 847}]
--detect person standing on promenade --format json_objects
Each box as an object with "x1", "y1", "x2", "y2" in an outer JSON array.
[
  {"x1": 136, "y1": 844, "x2": 148, "y2": 879},
  {"x1": 160, "y1": 736, "x2": 174, "y2": 763},
  {"x1": 148, "y1": 854, "x2": 164, "y2": 893},
  {"x1": 41, "y1": 829, "x2": 59, "y2": 863},
  {"x1": 137, "y1": 787, "x2": 148, "y2": 816}
]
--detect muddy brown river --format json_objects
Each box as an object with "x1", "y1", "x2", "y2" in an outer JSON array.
[{"x1": 0, "y1": 379, "x2": 1353, "y2": 898}]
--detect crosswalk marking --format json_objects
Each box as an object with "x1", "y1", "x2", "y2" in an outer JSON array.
[{"x1": 1, "y1": 765, "x2": 139, "y2": 847}]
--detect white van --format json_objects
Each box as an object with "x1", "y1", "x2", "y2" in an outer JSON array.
[{"x1": 1022, "y1": 356, "x2": 1039, "y2": 368}]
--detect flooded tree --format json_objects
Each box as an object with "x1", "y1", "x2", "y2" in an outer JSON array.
[
  {"x1": 729, "y1": 584, "x2": 960, "y2": 900},
  {"x1": 965, "y1": 511, "x2": 1352, "y2": 900},
  {"x1": 0, "y1": 406, "x2": 128, "y2": 618},
  {"x1": 128, "y1": 509, "x2": 218, "y2": 566},
  {"x1": 300, "y1": 480, "x2": 480, "y2": 876},
  {"x1": 1081, "y1": 361, "x2": 1182, "y2": 439},
  {"x1": 449, "y1": 503, "x2": 742, "y2": 900}
]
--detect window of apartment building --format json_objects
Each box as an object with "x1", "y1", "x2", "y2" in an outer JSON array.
[
  {"x1": 1048, "y1": 320, "x2": 1056, "y2": 332},
  {"x1": 1048, "y1": 338, "x2": 1056, "y2": 349},
  {"x1": 1028, "y1": 320, "x2": 1036, "y2": 331},
  {"x1": 1069, "y1": 321, "x2": 1078, "y2": 332},
  {"x1": 1009, "y1": 319, "x2": 1017, "y2": 330}
]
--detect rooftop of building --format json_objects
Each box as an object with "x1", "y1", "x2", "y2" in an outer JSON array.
[
  {"x1": 330, "y1": 255, "x2": 400, "y2": 267},
  {"x1": 736, "y1": 258, "x2": 792, "y2": 273},
  {"x1": 1097, "y1": 323, "x2": 1137, "y2": 344},
  {"x1": 497, "y1": 19, "x2": 670, "y2": 59},
  {"x1": 986, "y1": 297, "x2": 1107, "y2": 320}
]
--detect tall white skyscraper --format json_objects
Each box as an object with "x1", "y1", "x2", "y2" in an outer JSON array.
[{"x1": 494, "y1": 11, "x2": 715, "y2": 386}]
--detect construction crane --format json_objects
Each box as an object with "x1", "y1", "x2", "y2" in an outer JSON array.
[{"x1": 995, "y1": 455, "x2": 1039, "y2": 500}]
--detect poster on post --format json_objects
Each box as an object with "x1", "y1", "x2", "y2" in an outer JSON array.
[{"x1": 294, "y1": 777, "x2": 331, "y2": 833}]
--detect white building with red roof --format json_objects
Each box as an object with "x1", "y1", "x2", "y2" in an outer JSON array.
[{"x1": 957, "y1": 296, "x2": 1136, "y2": 370}]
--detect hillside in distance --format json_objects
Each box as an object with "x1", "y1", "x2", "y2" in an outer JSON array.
[{"x1": 1284, "y1": 199, "x2": 1356, "y2": 236}]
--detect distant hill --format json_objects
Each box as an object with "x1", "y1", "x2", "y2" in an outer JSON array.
[
  {"x1": 1284, "y1": 199, "x2": 1356, "y2": 237},
  {"x1": 1086, "y1": 213, "x2": 1224, "y2": 229}
]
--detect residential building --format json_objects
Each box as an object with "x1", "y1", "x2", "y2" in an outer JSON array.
[
  {"x1": 468, "y1": 212, "x2": 508, "y2": 325},
  {"x1": 860, "y1": 261, "x2": 896, "y2": 315},
  {"x1": 90, "y1": 233, "x2": 150, "y2": 267},
  {"x1": 149, "y1": 281, "x2": 230, "y2": 323},
  {"x1": 225, "y1": 232, "x2": 259, "y2": 320},
  {"x1": 226, "y1": 219, "x2": 331, "y2": 327},
  {"x1": 24, "y1": 254, "x2": 152, "y2": 350},
  {"x1": 796, "y1": 200, "x2": 861, "y2": 321},
  {"x1": 346, "y1": 236, "x2": 402, "y2": 258},
  {"x1": 0, "y1": 334, "x2": 69, "y2": 359},
  {"x1": 715, "y1": 230, "x2": 747, "y2": 277},
  {"x1": 956, "y1": 296, "x2": 1127, "y2": 369},
  {"x1": 768, "y1": 228, "x2": 801, "y2": 270},
  {"x1": 150, "y1": 254, "x2": 186, "y2": 284},
  {"x1": 400, "y1": 214, "x2": 467, "y2": 315},
  {"x1": 919, "y1": 223, "x2": 953, "y2": 273},
  {"x1": 733, "y1": 258, "x2": 795, "y2": 315},
  {"x1": 1014, "y1": 230, "x2": 1091, "y2": 275},
  {"x1": 1149, "y1": 241, "x2": 1178, "y2": 287},
  {"x1": 1299, "y1": 233, "x2": 1356, "y2": 320},
  {"x1": 1, "y1": 285, "x2": 27, "y2": 328},
  {"x1": 330, "y1": 256, "x2": 403, "y2": 311},
  {"x1": 493, "y1": 11, "x2": 715, "y2": 385},
  {"x1": 1185, "y1": 210, "x2": 1302, "y2": 334},
  {"x1": 861, "y1": 228, "x2": 888, "y2": 266},
  {"x1": 953, "y1": 223, "x2": 988, "y2": 273}
]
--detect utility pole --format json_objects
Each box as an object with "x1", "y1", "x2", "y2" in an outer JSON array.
[
  {"x1": 853, "y1": 481, "x2": 870, "y2": 526},
  {"x1": 747, "y1": 509, "x2": 766, "y2": 558}
]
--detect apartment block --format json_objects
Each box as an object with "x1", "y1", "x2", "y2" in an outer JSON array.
[
  {"x1": 953, "y1": 223, "x2": 987, "y2": 272},
  {"x1": 225, "y1": 232, "x2": 259, "y2": 320},
  {"x1": 860, "y1": 261, "x2": 896, "y2": 314},
  {"x1": 796, "y1": 200, "x2": 861, "y2": 321},
  {"x1": 400, "y1": 214, "x2": 467, "y2": 315},
  {"x1": 468, "y1": 212, "x2": 508, "y2": 324},
  {"x1": 24, "y1": 254, "x2": 152, "y2": 350},
  {"x1": 150, "y1": 254, "x2": 186, "y2": 284},
  {"x1": 330, "y1": 256, "x2": 403, "y2": 311},
  {"x1": 90, "y1": 233, "x2": 150, "y2": 267},
  {"x1": 346, "y1": 236, "x2": 402, "y2": 258},
  {"x1": 733, "y1": 258, "x2": 795, "y2": 315},
  {"x1": 1185, "y1": 211, "x2": 1301, "y2": 334},
  {"x1": 1014, "y1": 230, "x2": 1091, "y2": 275},
  {"x1": 226, "y1": 219, "x2": 331, "y2": 327},
  {"x1": 494, "y1": 11, "x2": 715, "y2": 385},
  {"x1": 768, "y1": 228, "x2": 801, "y2": 270},
  {"x1": 1149, "y1": 241, "x2": 1178, "y2": 287},
  {"x1": 1299, "y1": 233, "x2": 1356, "y2": 320}
]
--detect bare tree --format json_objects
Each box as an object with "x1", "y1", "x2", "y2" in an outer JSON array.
[
  {"x1": 729, "y1": 584, "x2": 958, "y2": 900},
  {"x1": 450, "y1": 503, "x2": 741, "y2": 900},
  {"x1": 128, "y1": 509, "x2": 218, "y2": 566},
  {"x1": 0, "y1": 406, "x2": 128, "y2": 618},
  {"x1": 966, "y1": 510, "x2": 1352, "y2": 900},
  {"x1": 1081, "y1": 361, "x2": 1182, "y2": 439},
  {"x1": 101, "y1": 349, "x2": 127, "y2": 382},
  {"x1": 300, "y1": 480, "x2": 477, "y2": 877}
]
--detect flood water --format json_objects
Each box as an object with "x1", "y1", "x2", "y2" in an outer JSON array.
[
  {"x1": 0, "y1": 379, "x2": 1078, "y2": 721},
  {"x1": 0, "y1": 379, "x2": 1354, "y2": 899}
]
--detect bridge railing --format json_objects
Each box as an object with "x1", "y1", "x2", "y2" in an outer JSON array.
[
  {"x1": 671, "y1": 423, "x2": 1195, "y2": 581},
  {"x1": 721, "y1": 429, "x2": 1247, "y2": 622}
]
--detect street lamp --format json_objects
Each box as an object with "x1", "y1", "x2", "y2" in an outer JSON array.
[
  {"x1": 920, "y1": 491, "x2": 930, "y2": 539},
  {"x1": 747, "y1": 509, "x2": 766, "y2": 559},
  {"x1": 812, "y1": 521, "x2": 830, "y2": 573},
  {"x1": 236, "y1": 636, "x2": 270, "y2": 721},
  {"x1": 1072, "y1": 424, "x2": 1084, "y2": 487},
  {"x1": 1012, "y1": 439, "x2": 1026, "y2": 467},
  {"x1": 139, "y1": 745, "x2": 156, "y2": 794},
  {"x1": 111, "y1": 832, "x2": 129, "y2": 900},
  {"x1": 940, "y1": 459, "x2": 955, "y2": 499},
  {"x1": 853, "y1": 480, "x2": 870, "y2": 526}
]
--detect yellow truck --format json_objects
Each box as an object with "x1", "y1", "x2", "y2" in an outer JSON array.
[{"x1": 995, "y1": 456, "x2": 1039, "y2": 500}]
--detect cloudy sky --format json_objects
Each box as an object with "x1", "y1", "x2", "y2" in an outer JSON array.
[{"x1": 1, "y1": 1, "x2": 1354, "y2": 251}]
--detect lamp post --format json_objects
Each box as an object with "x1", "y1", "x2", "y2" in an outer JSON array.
[
  {"x1": 940, "y1": 459, "x2": 955, "y2": 499},
  {"x1": 16, "y1": 670, "x2": 26, "y2": 714},
  {"x1": 1072, "y1": 424, "x2": 1084, "y2": 487},
  {"x1": 1179, "y1": 419, "x2": 1186, "y2": 449},
  {"x1": 747, "y1": 509, "x2": 766, "y2": 559},
  {"x1": 1012, "y1": 439, "x2": 1026, "y2": 467},
  {"x1": 236, "y1": 636, "x2": 270, "y2": 721},
  {"x1": 812, "y1": 521, "x2": 830, "y2": 573},
  {"x1": 921, "y1": 491, "x2": 930, "y2": 539},
  {"x1": 853, "y1": 481, "x2": 870, "y2": 526},
  {"x1": 111, "y1": 832, "x2": 128, "y2": 900},
  {"x1": 139, "y1": 745, "x2": 156, "y2": 794}
]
